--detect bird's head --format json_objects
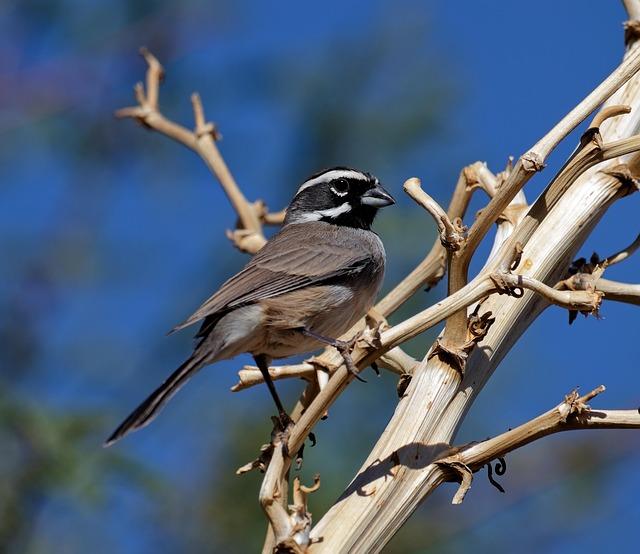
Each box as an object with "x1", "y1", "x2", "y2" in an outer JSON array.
[{"x1": 284, "y1": 167, "x2": 395, "y2": 229}]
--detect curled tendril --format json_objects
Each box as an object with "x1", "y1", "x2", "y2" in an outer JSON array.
[
  {"x1": 509, "y1": 287, "x2": 524, "y2": 298},
  {"x1": 468, "y1": 311, "x2": 495, "y2": 338},
  {"x1": 487, "y1": 457, "x2": 507, "y2": 493},
  {"x1": 494, "y1": 457, "x2": 507, "y2": 475}
]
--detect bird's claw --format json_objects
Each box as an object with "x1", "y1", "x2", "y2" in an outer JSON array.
[{"x1": 270, "y1": 414, "x2": 294, "y2": 458}]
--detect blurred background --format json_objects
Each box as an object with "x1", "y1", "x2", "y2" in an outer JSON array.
[{"x1": 2, "y1": 0, "x2": 639, "y2": 552}]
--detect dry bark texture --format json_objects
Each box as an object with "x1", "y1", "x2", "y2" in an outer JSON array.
[{"x1": 117, "y1": 3, "x2": 640, "y2": 552}]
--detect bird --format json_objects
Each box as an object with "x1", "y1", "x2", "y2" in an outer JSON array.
[{"x1": 104, "y1": 167, "x2": 394, "y2": 446}]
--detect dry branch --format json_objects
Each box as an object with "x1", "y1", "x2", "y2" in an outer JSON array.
[
  {"x1": 116, "y1": 8, "x2": 640, "y2": 553},
  {"x1": 437, "y1": 386, "x2": 640, "y2": 504},
  {"x1": 403, "y1": 177, "x2": 466, "y2": 251},
  {"x1": 604, "y1": 232, "x2": 640, "y2": 266},
  {"x1": 116, "y1": 48, "x2": 282, "y2": 253},
  {"x1": 443, "y1": 44, "x2": 640, "y2": 343},
  {"x1": 309, "y1": 9, "x2": 640, "y2": 551},
  {"x1": 231, "y1": 346, "x2": 418, "y2": 392}
]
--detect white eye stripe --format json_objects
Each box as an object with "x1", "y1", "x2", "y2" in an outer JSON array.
[
  {"x1": 330, "y1": 185, "x2": 349, "y2": 197},
  {"x1": 290, "y1": 202, "x2": 352, "y2": 223},
  {"x1": 295, "y1": 169, "x2": 368, "y2": 196},
  {"x1": 316, "y1": 202, "x2": 351, "y2": 218}
]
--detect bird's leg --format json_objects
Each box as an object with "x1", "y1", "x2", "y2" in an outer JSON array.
[
  {"x1": 301, "y1": 328, "x2": 366, "y2": 383},
  {"x1": 253, "y1": 354, "x2": 292, "y2": 431}
]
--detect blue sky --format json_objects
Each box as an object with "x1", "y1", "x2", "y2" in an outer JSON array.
[{"x1": 1, "y1": 1, "x2": 638, "y2": 552}]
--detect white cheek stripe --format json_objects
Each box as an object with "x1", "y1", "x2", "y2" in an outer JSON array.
[
  {"x1": 292, "y1": 202, "x2": 352, "y2": 223},
  {"x1": 296, "y1": 169, "x2": 368, "y2": 196}
]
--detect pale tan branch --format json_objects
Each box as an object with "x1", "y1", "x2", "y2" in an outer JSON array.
[
  {"x1": 624, "y1": 1, "x2": 640, "y2": 23},
  {"x1": 604, "y1": 232, "x2": 640, "y2": 266},
  {"x1": 231, "y1": 346, "x2": 418, "y2": 393},
  {"x1": 466, "y1": 162, "x2": 498, "y2": 197},
  {"x1": 310, "y1": 8, "x2": 640, "y2": 551},
  {"x1": 116, "y1": 49, "x2": 275, "y2": 253},
  {"x1": 140, "y1": 47, "x2": 163, "y2": 110},
  {"x1": 467, "y1": 51, "x2": 640, "y2": 255},
  {"x1": 376, "y1": 162, "x2": 489, "y2": 316},
  {"x1": 563, "y1": 275, "x2": 640, "y2": 306},
  {"x1": 376, "y1": 347, "x2": 420, "y2": 376},
  {"x1": 258, "y1": 409, "x2": 324, "y2": 553},
  {"x1": 261, "y1": 208, "x2": 288, "y2": 225},
  {"x1": 259, "y1": 446, "x2": 289, "y2": 537},
  {"x1": 493, "y1": 272, "x2": 603, "y2": 313},
  {"x1": 404, "y1": 177, "x2": 466, "y2": 251},
  {"x1": 589, "y1": 104, "x2": 632, "y2": 130},
  {"x1": 595, "y1": 277, "x2": 640, "y2": 305},
  {"x1": 445, "y1": 119, "x2": 640, "y2": 345},
  {"x1": 443, "y1": 53, "x2": 640, "y2": 341},
  {"x1": 285, "y1": 267, "x2": 601, "y2": 455},
  {"x1": 232, "y1": 363, "x2": 315, "y2": 392},
  {"x1": 436, "y1": 385, "x2": 640, "y2": 504}
]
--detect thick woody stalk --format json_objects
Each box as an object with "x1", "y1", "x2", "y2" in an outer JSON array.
[{"x1": 309, "y1": 12, "x2": 640, "y2": 552}]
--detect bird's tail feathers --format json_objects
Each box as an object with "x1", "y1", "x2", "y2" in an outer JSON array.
[{"x1": 104, "y1": 353, "x2": 207, "y2": 447}]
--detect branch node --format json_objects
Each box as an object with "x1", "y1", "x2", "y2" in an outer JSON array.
[
  {"x1": 404, "y1": 177, "x2": 466, "y2": 251},
  {"x1": 436, "y1": 458, "x2": 473, "y2": 504},
  {"x1": 396, "y1": 373, "x2": 412, "y2": 398},
  {"x1": 191, "y1": 92, "x2": 222, "y2": 140},
  {"x1": 236, "y1": 441, "x2": 274, "y2": 475},
  {"x1": 624, "y1": 20, "x2": 640, "y2": 45},
  {"x1": 489, "y1": 272, "x2": 524, "y2": 298},
  {"x1": 521, "y1": 151, "x2": 546, "y2": 172},
  {"x1": 561, "y1": 385, "x2": 606, "y2": 422},
  {"x1": 225, "y1": 228, "x2": 268, "y2": 253},
  {"x1": 602, "y1": 163, "x2": 640, "y2": 196},
  {"x1": 463, "y1": 165, "x2": 480, "y2": 191},
  {"x1": 429, "y1": 338, "x2": 473, "y2": 374},
  {"x1": 467, "y1": 309, "x2": 495, "y2": 341}
]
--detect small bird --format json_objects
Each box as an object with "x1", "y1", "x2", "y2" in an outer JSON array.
[{"x1": 105, "y1": 167, "x2": 394, "y2": 446}]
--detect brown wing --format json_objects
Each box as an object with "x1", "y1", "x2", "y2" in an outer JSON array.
[{"x1": 171, "y1": 222, "x2": 376, "y2": 333}]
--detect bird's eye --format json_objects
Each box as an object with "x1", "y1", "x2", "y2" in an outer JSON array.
[{"x1": 331, "y1": 178, "x2": 350, "y2": 197}]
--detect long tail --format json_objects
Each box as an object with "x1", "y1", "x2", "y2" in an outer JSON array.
[{"x1": 104, "y1": 353, "x2": 207, "y2": 447}]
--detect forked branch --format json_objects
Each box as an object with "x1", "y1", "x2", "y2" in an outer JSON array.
[
  {"x1": 443, "y1": 45, "x2": 640, "y2": 343},
  {"x1": 404, "y1": 178, "x2": 466, "y2": 251},
  {"x1": 437, "y1": 386, "x2": 640, "y2": 504},
  {"x1": 116, "y1": 48, "x2": 282, "y2": 253}
]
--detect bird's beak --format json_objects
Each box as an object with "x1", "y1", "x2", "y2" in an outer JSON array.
[{"x1": 360, "y1": 184, "x2": 395, "y2": 207}]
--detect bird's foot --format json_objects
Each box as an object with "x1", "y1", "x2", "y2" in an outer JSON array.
[
  {"x1": 276, "y1": 411, "x2": 293, "y2": 431},
  {"x1": 333, "y1": 333, "x2": 366, "y2": 383},
  {"x1": 235, "y1": 413, "x2": 300, "y2": 475},
  {"x1": 301, "y1": 327, "x2": 367, "y2": 382},
  {"x1": 269, "y1": 413, "x2": 295, "y2": 458}
]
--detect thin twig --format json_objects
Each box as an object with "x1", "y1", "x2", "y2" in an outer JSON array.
[
  {"x1": 404, "y1": 177, "x2": 466, "y2": 251},
  {"x1": 604, "y1": 232, "x2": 640, "y2": 266},
  {"x1": 284, "y1": 268, "x2": 602, "y2": 455},
  {"x1": 436, "y1": 385, "x2": 640, "y2": 504},
  {"x1": 309, "y1": 6, "x2": 640, "y2": 550},
  {"x1": 444, "y1": 46, "x2": 640, "y2": 342},
  {"x1": 116, "y1": 49, "x2": 286, "y2": 253},
  {"x1": 232, "y1": 346, "x2": 418, "y2": 392},
  {"x1": 376, "y1": 162, "x2": 489, "y2": 316}
]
